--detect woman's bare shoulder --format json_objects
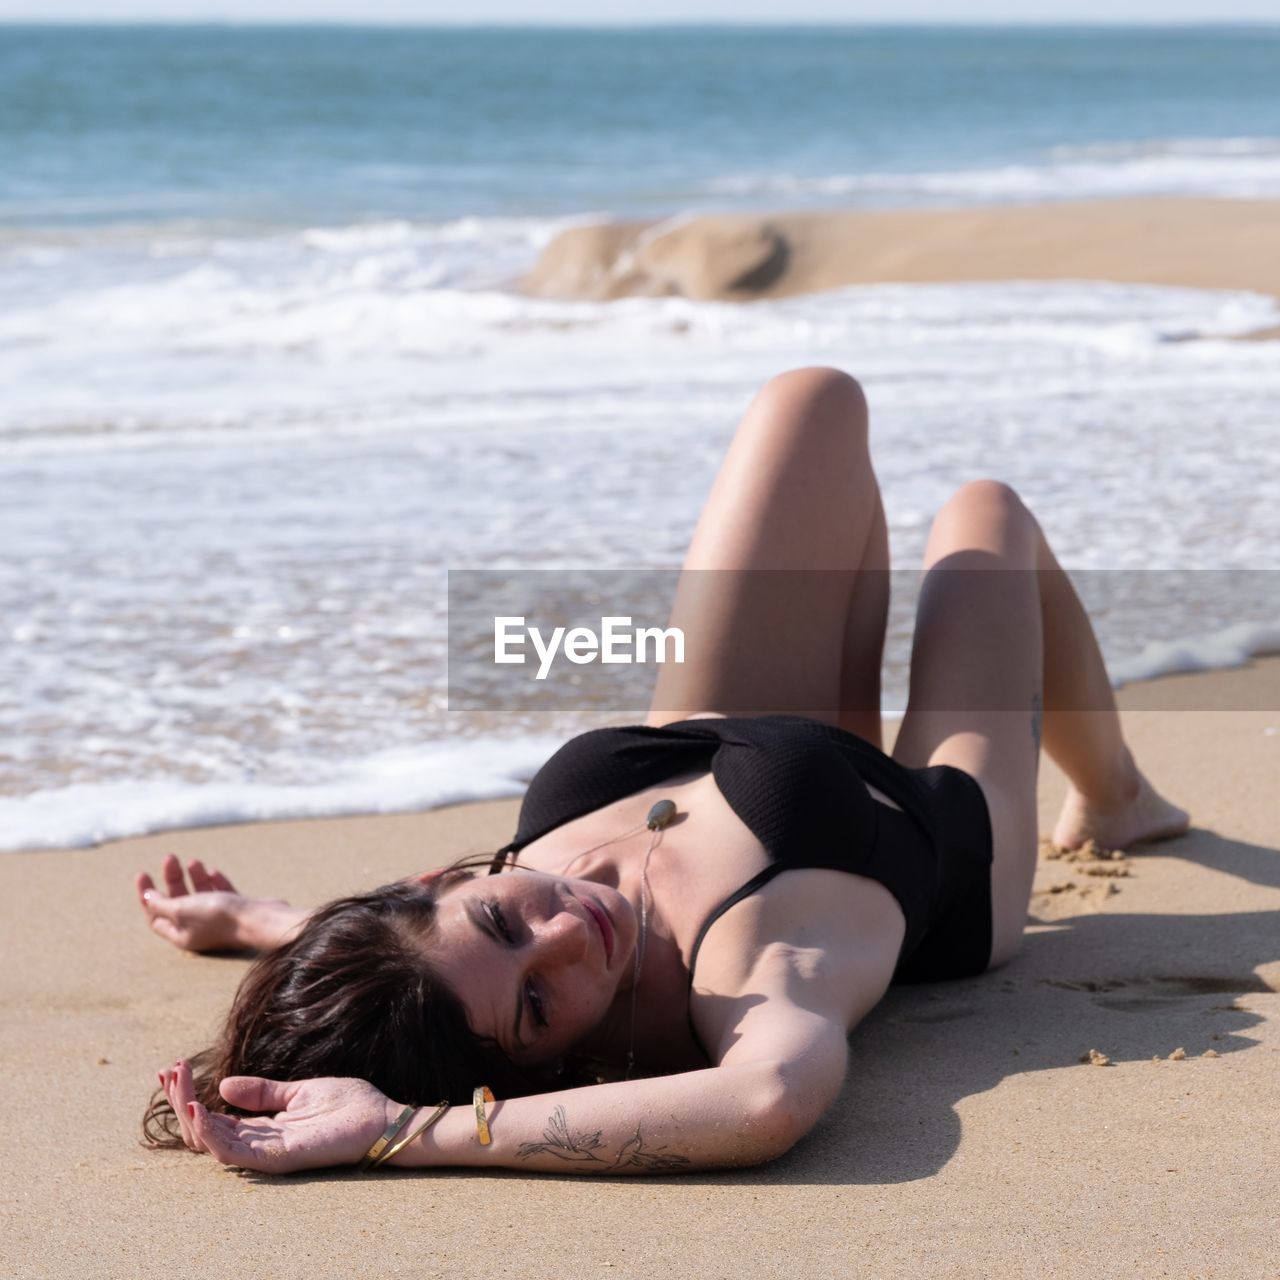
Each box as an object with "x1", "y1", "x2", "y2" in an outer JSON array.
[{"x1": 688, "y1": 868, "x2": 903, "y2": 1061}]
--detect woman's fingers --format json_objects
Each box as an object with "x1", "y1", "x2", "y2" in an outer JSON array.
[
  {"x1": 138, "y1": 857, "x2": 239, "y2": 923},
  {"x1": 157, "y1": 1068, "x2": 270, "y2": 1170},
  {"x1": 161, "y1": 1064, "x2": 186, "y2": 1146},
  {"x1": 174, "y1": 1071, "x2": 198, "y2": 1150},
  {"x1": 187, "y1": 859, "x2": 214, "y2": 892},
  {"x1": 162, "y1": 853, "x2": 188, "y2": 898},
  {"x1": 170, "y1": 1061, "x2": 206, "y2": 1152},
  {"x1": 135, "y1": 871, "x2": 157, "y2": 906},
  {"x1": 140, "y1": 888, "x2": 188, "y2": 946},
  {"x1": 142, "y1": 891, "x2": 179, "y2": 920},
  {"x1": 161, "y1": 1067, "x2": 195, "y2": 1149},
  {"x1": 162, "y1": 1066, "x2": 190, "y2": 1149},
  {"x1": 189, "y1": 858, "x2": 236, "y2": 894},
  {"x1": 188, "y1": 1102, "x2": 259, "y2": 1170},
  {"x1": 218, "y1": 1075, "x2": 301, "y2": 1114},
  {"x1": 141, "y1": 891, "x2": 190, "y2": 945}
]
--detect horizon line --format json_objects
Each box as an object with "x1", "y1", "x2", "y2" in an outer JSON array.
[{"x1": 2, "y1": 17, "x2": 1279, "y2": 28}]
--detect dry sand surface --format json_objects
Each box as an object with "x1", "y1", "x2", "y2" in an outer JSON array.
[
  {"x1": 523, "y1": 197, "x2": 1280, "y2": 336},
  {"x1": 2, "y1": 658, "x2": 1278, "y2": 1279}
]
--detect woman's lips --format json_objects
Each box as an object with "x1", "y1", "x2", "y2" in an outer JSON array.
[{"x1": 583, "y1": 898, "x2": 614, "y2": 963}]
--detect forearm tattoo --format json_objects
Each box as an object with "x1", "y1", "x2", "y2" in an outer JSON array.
[
  {"x1": 1031, "y1": 687, "x2": 1043, "y2": 752},
  {"x1": 516, "y1": 1105, "x2": 691, "y2": 1173}
]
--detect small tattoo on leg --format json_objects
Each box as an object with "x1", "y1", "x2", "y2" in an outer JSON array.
[{"x1": 1031, "y1": 688, "x2": 1043, "y2": 752}]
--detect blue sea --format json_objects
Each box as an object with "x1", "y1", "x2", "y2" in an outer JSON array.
[
  {"x1": 2, "y1": 25, "x2": 1278, "y2": 849},
  {"x1": 7, "y1": 25, "x2": 1280, "y2": 225}
]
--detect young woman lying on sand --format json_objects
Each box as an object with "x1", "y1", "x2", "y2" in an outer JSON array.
[{"x1": 138, "y1": 367, "x2": 1188, "y2": 1175}]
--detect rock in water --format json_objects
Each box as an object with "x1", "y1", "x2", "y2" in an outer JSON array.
[
  {"x1": 634, "y1": 217, "x2": 789, "y2": 300},
  {"x1": 522, "y1": 221, "x2": 653, "y2": 301},
  {"x1": 522, "y1": 216, "x2": 791, "y2": 301}
]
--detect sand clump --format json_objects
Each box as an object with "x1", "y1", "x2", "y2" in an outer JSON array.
[
  {"x1": 1041, "y1": 836, "x2": 1129, "y2": 869},
  {"x1": 1030, "y1": 837, "x2": 1132, "y2": 917}
]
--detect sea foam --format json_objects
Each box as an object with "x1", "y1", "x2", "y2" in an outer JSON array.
[{"x1": 3, "y1": 231, "x2": 1278, "y2": 850}]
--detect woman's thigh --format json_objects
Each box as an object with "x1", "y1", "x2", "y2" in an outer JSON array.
[
  {"x1": 648, "y1": 367, "x2": 887, "y2": 741},
  {"x1": 891, "y1": 480, "x2": 1044, "y2": 969}
]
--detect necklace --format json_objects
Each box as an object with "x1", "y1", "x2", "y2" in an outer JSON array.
[{"x1": 625, "y1": 799, "x2": 677, "y2": 1079}]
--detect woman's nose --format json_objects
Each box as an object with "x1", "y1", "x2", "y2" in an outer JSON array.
[{"x1": 534, "y1": 908, "x2": 589, "y2": 968}]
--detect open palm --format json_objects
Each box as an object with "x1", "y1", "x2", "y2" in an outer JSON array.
[
  {"x1": 161, "y1": 1060, "x2": 400, "y2": 1173},
  {"x1": 136, "y1": 853, "x2": 248, "y2": 951}
]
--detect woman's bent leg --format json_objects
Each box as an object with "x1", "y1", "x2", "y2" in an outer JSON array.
[
  {"x1": 892, "y1": 482, "x2": 1044, "y2": 967},
  {"x1": 893, "y1": 481, "x2": 1187, "y2": 968},
  {"x1": 837, "y1": 486, "x2": 890, "y2": 742},
  {"x1": 648, "y1": 367, "x2": 889, "y2": 744},
  {"x1": 1038, "y1": 546, "x2": 1191, "y2": 852}
]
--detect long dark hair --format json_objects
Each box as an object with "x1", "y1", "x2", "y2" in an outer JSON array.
[{"x1": 143, "y1": 861, "x2": 558, "y2": 1148}]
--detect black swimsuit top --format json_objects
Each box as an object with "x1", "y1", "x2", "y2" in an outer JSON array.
[{"x1": 493, "y1": 714, "x2": 948, "y2": 981}]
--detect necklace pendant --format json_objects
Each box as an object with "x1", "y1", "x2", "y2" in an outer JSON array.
[{"x1": 645, "y1": 799, "x2": 677, "y2": 831}]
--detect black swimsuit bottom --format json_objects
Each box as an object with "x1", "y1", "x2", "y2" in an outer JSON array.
[{"x1": 494, "y1": 714, "x2": 995, "y2": 985}]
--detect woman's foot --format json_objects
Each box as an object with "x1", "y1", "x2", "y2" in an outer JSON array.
[{"x1": 1051, "y1": 770, "x2": 1190, "y2": 853}]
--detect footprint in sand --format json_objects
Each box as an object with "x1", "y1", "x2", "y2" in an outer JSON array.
[{"x1": 1036, "y1": 974, "x2": 1277, "y2": 1013}]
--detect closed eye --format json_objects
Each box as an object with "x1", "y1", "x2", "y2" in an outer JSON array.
[
  {"x1": 485, "y1": 900, "x2": 549, "y2": 1037},
  {"x1": 486, "y1": 900, "x2": 515, "y2": 943},
  {"x1": 525, "y1": 980, "x2": 548, "y2": 1029}
]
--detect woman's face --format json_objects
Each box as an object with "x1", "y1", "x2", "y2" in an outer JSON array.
[{"x1": 427, "y1": 869, "x2": 639, "y2": 1069}]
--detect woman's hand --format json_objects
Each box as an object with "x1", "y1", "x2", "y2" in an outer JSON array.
[
  {"x1": 136, "y1": 854, "x2": 253, "y2": 951},
  {"x1": 136, "y1": 855, "x2": 307, "y2": 952},
  {"x1": 136, "y1": 853, "x2": 262, "y2": 951},
  {"x1": 159, "y1": 1059, "x2": 399, "y2": 1174}
]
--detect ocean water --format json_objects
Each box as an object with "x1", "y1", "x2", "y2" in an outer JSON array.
[{"x1": 2, "y1": 25, "x2": 1279, "y2": 850}]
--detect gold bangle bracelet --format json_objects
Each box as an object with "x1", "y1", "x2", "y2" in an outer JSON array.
[
  {"x1": 473, "y1": 1085, "x2": 495, "y2": 1146},
  {"x1": 369, "y1": 1101, "x2": 451, "y2": 1170},
  {"x1": 358, "y1": 1103, "x2": 416, "y2": 1172}
]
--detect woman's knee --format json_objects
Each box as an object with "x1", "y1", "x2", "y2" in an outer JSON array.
[
  {"x1": 944, "y1": 479, "x2": 1028, "y2": 520},
  {"x1": 751, "y1": 367, "x2": 869, "y2": 447},
  {"x1": 927, "y1": 479, "x2": 1039, "y2": 563}
]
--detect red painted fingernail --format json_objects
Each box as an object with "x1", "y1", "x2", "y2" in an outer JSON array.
[{"x1": 187, "y1": 1102, "x2": 197, "y2": 1117}]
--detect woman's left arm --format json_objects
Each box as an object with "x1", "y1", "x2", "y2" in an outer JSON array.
[{"x1": 172, "y1": 1004, "x2": 849, "y2": 1175}]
